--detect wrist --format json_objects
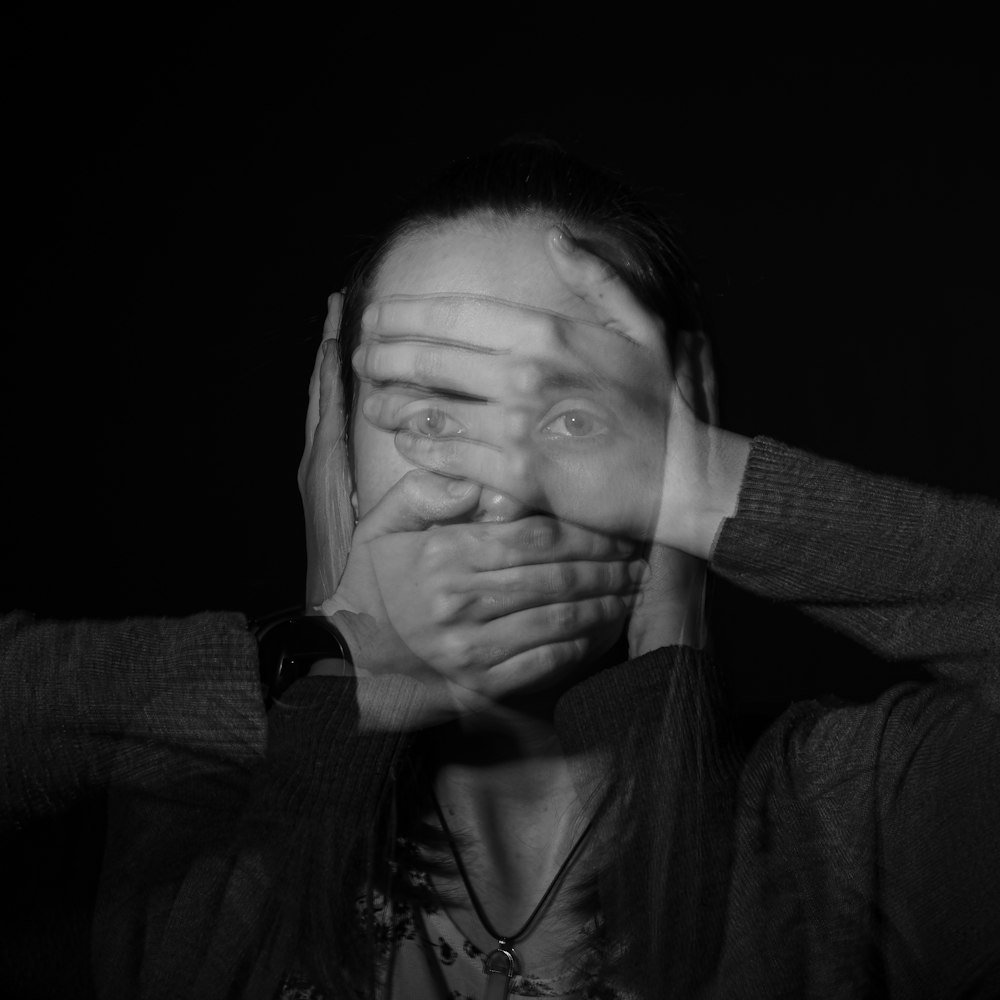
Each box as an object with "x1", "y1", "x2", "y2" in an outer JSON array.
[
  {"x1": 628, "y1": 553, "x2": 708, "y2": 656},
  {"x1": 657, "y1": 426, "x2": 751, "y2": 559},
  {"x1": 697, "y1": 427, "x2": 752, "y2": 557},
  {"x1": 255, "y1": 614, "x2": 355, "y2": 705}
]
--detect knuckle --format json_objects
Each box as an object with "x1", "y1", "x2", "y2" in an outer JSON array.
[
  {"x1": 516, "y1": 518, "x2": 558, "y2": 553},
  {"x1": 546, "y1": 563, "x2": 576, "y2": 596},
  {"x1": 604, "y1": 595, "x2": 627, "y2": 619},
  {"x1": 429, "y1": 592, "x2": 460, "y2": 623},
  {"x1": 531, "y1": 644, "x2": 560, "y2": 675},
  {"x1": 549, "y1": 603, "x2": 578, "y2": 634},
  {"x1": 479, "y1": 591, "x2": 512, "y2": 615},
  {"x1": 422, "y1": 530, "x2": 452, "y2": 563},
  {"x1": 483, "y1": 643, "x2": 513, "y2": 666},
  {"x1": 440, "y1": 631, "x2": 469, "y2": 669},
  {"x1": 593, "y1": 533, "x2": 621, "y2": 561}
]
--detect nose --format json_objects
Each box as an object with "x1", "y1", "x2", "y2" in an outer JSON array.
[{"x1": 472, "y1": 489, "x2": 536, "y2": 523}]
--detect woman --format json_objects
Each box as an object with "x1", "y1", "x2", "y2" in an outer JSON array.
[
  {"x1": 292, "y1": 140, "x2": 738, "y2": 999},
  {"x1": 4, "y1": 140, "x2": 999, "y2": 999},
  {"x1": 287, "y1": 140, "x2": 1000, "y2": 997}
]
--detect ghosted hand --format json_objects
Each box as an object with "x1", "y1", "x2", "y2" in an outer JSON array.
[
  {"x1": 355, "y1": 228, "x2": 733, "y2": 557},
  {"x1": 298, "y1": 294, "x2": 641, "y2": 726}
]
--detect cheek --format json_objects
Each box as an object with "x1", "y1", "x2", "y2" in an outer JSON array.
[{"x1": 351, "y1": 398, "x2": 415, "y2": 518}]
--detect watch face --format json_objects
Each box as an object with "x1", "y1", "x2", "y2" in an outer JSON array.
[
  {"x1": 286, "y1": 617, "x2": 351, "y2": 664},
  {"x1": 257, "y1": 616, "x2": 352, "y2": 705}
]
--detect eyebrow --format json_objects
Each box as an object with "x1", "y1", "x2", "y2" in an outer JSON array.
[{"x1": 535, "y1": 361, "x2": 617, "y2": 395}]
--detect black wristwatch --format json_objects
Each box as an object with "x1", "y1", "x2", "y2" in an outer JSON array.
[{"x1": 252, "y1": 611, "x2": 354, "y2": 707}]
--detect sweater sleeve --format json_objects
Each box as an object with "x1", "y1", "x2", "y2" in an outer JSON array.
[
  {"x1": 710, "y1": 438, "x2": 1000, "y2": 707},
  {"x1": 98, "y1": 673, "x2": 431, "y2": 1000},
  {"x1": 0, "y1": 609, "x2": 265, "y2": 831}
]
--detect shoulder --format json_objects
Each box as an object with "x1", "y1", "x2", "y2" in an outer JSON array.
[{"x1": 746, "y1": 680, "x2": 999, "y2": 801}]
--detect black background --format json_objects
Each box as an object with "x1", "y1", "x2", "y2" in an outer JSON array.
[{"x1": 3, "y1": 4, "x2": 999, "y2": 995}]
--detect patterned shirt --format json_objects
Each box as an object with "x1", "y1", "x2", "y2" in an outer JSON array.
[{"x1": 279, "y1": 844, "x2": 617, "y2": 999}]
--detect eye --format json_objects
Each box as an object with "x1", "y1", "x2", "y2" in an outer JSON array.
[
  {"x1": 541, "y1": 408, "x2": 609, "y2": 439},
  {"x1": 401, "y1": 407, "x2": 466, "y2": 438}
]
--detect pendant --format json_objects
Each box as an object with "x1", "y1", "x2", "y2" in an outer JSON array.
[{"x1": 482, "y1": 939, "x2": 518, "y2": 1000}]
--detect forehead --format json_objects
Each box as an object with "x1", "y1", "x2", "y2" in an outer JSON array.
[{"x1": 371, "y1": 217, "x2": 603, "y2": 324}]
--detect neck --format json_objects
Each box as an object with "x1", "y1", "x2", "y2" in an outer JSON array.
[
  {"x1": 431, "y1": 691, "x2": 579, "y2": 820},
  {"x1": 425, "y1": 696, "x2": 602, "y2": 953}
]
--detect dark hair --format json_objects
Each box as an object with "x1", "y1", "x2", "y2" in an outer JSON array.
[{"x1": 337, "y1": 137, "x2": 706, "y2": 434}]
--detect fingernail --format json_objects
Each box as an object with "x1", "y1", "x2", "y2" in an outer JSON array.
[
  {"x1": 447, "y1": 479, "x2": 477, "y2": 497},
  {"x1": 361, "y1": 303, "x2": 379, "y2": 329},
  {"x1": 351, "y1": 345, "x2": 367, "y2": 375},
  {"x1": 552, "y1": 226, "x2": 577, "y2": 254}
]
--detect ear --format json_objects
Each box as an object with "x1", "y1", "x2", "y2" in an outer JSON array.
[{"x1": 675, "y1": 329, "x2": 719, "y2": 427}]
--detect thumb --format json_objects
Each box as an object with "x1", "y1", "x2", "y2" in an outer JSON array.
[
  {"x1": 544, "y1": 226, "x2": 665, "y2": 353},
  {"x1": 355, "y1": 470, "x2": 481, "y2": 541},
  {"x1": 299, "y1": 291, "x2": 345, "y2": 484},
  {"x1": 300, "y1": 294, "x2": 353, "y2": 605}
]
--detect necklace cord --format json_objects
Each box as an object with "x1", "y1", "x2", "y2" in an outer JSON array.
[{"x1": 427, "y1": 781, "x2": 596, "y2": 946}]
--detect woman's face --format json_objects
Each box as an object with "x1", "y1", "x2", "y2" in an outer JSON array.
[{"x1": 351, "y1": 215, "x2": 615, "y2": 518}]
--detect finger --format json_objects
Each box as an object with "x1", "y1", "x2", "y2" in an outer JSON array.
[
  {"x1": 466, "y1": 558, "x2": 647, "y2": 621},
  {"x1": 318, "y1": 339, "x2": 346, "y2": 430},
  {"x1": 464, "y1": 594, "x2": 626, "y2": 691},
  {"x1": 362, "y1": 390, "x2": 534, "y2": 498},
  {"x1": 358, "y1": 295, "x2": 657, "y2": 409},
  {"x1": 301, "y1": 357, "x2": 355, "y2": 604},
  {"x1": 310, "y1": 335, "x2": 350, "y2": 485},
  {"x1": 302, "y1": 292, "x2": 345, "y2": 461},
  {"x1": 354, "y1": 339, "x2": 506, "y2": 401},
  {"x1": 478, "y1": 638, "x2": 594, "y2": 699},
  {"x1": 450, "y1": 516, "x2": 637, "y2": 570},
  {"x1": 545, "y1": 226, "x2": 666, "y2": 353},
  {"x1": 362, "y1": 294, "x2": 552, "y2": 352},
  {"x1": 300, "y1": 296, "x2": 354, "y2": 601},
  {"x1": 456, "y1": 594, "x2": 625, "y2": 671},
  {"x1": 391, "y1": 428, "x2": 519, "y2": 496},
  {"x1": 322, "y1": 290, "x2": 344, "y2": 342},
  {"x1": 354, "y1": 469, "x2": 481, "y2": 541}
]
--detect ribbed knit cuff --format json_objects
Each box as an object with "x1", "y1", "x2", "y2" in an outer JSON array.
[{"x1": 718, "y1": 435, "x2": 925, "y2": 540}]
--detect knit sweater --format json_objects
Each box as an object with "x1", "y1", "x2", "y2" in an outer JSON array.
[{"x1": 2, "y1": 438, "x2": 998, "y2": 999}]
